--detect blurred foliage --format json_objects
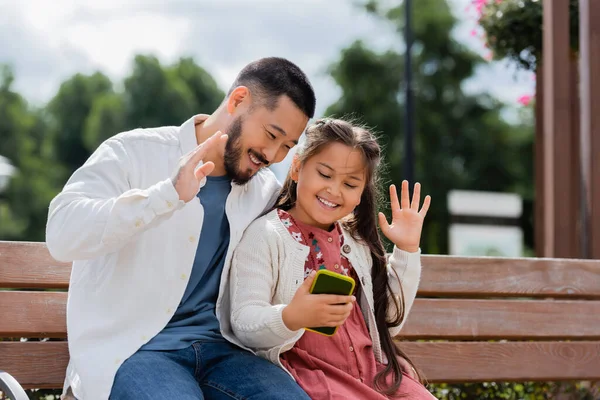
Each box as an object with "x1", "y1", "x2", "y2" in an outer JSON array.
[
  {"x1": 0, "y1": 55, "x2": 224, "y2": 241},
  {"x1": 327, "y1": 0, "x2": 534, "y2": 255},
  {"x1": 477, "y1": 0, "x2": 579, "y2": 71},
  {"x1": 429, "y1": 381, "x2": 599, "y2": 399}
]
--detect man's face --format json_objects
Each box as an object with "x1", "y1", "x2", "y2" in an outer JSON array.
[{"x1": 223, "y1": 95, "x2": 308, "y2": 184}]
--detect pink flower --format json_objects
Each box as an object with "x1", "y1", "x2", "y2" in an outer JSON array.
[
  {"x1": 496, "y1": 0, "x2": 502, "y2": 3},
  {"x1": 470, "y1": 29, "x2": 478, "y2": 37},
  {"x1": 484, "y1": 51, "x2": 493, "y2": 61},
  {"x1": 517, "y1": 94, "x2": 533, "y2": 106},
  {"x1": 473, "y1": 0, "x2": 487, "y2": 14}
]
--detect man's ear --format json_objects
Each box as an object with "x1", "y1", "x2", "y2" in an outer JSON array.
[{"x1": 226, "y1": 86, "x2": 250, "y2": 114}]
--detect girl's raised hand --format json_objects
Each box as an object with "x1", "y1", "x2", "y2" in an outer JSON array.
[{"x1": 378, "y1": 181, "x2": 431, "y2": 253}]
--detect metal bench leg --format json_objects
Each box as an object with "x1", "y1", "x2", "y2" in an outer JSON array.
[{"x1": 0, "y1": 371, "x2": 28, "y2": 400}]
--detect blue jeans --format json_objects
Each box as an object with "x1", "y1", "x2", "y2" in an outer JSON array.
[{"x1": 109, "y1": 339, "x2": 309, "y2": 399}]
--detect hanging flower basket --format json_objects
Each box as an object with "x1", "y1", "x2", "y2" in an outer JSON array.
[{"x1": 474, "y1": 0, "x2": 579, "y2": 72}]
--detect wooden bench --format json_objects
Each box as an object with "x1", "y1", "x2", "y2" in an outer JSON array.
[{"x1": 1, "y1": 241, "x2": 599, "y2": 397}]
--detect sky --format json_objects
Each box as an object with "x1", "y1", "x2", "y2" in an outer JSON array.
[{"x1": 0, "y1": 0, "x2": 535, "y2": 179}]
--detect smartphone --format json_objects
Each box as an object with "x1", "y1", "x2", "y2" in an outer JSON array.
[{"x1": 307, "y1": 269, "x2": 356, "y2": 336}]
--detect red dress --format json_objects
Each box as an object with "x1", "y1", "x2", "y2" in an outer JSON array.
[{"x1": 277, "y1": 209, "x2": 435, "y2": 399}]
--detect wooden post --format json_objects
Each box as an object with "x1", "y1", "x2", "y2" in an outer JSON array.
[
  {"x1": 534, "y1": 66, "x2": 545, "y2": 257},
  {"x1": 579, "y1": 0, "x2": 600, "y2": 259},
  {"x1": 570, "y1": 56, "x2": 581, "y2": 256},
  {"x1": 542, "y1": 0, "x2": 578, "y2": 258}
]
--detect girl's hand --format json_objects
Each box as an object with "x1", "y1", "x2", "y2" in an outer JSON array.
[
  {"x1": 378, "y1": 181, "x2": 431, "y2": 253},
  {"x1": 282, "y1": 271, "x2": 355, "y2": 332}
]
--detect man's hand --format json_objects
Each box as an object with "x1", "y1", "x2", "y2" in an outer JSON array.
[{"x1": 171, "y1": 131, "x2": 228, "y2": 202}]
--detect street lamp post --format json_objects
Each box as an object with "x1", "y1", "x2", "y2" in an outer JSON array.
[{"x1": 404, "y1": 0, "x2": 415, "y2": 185}]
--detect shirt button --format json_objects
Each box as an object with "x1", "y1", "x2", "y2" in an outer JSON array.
[
  {"x1": 166, "y1": 308, "x2": 172, "y2": 314},
  {"x1": 141, "y1": 335, "x2": 147, "y2": 341},
  {"x1": 135, "y1": 219, "x2": 143, "y2": 228},
  {"x1": 327, "y1": 237, "x2": 333, "y2": 243},
  {"x1": 167, "y1": 201, "x2": 173, "y2": 208},
  {"x1": 349, "y1": 346, "x2": 354, "y2": 352},
  {"x1": 189, "y1": 236, "x2": 195, "y2": 243},
  {"x1": 181, "y1": 273, "x2": 187, "y2": 280},
  {"x1": 334, "y1": 264, "x2": 339, "y2": 269}
]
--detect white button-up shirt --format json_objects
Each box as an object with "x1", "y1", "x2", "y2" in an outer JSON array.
[{"x1": 46, "y1": 115, "x2": 281, "y2": 400}]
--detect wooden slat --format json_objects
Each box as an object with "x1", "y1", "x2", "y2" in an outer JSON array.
[
  {"x1": 401, "y1": 298, "x2": 600, "y2": 340},
  {"x1": 2, "y1": 241, "x2": 600, "y2": 297},
  {"x1": 401, "y1": 341, "x2": 600, "y2": 383},
  {"x1": 0, "y1": 292, "x2": 67, "y2": 337},
  {"x1": 0, "y1": 241, "x2": 70, "y2": 289},
  {"x1": 1, "y1": 341, "x2": 599, "y2": 388},
  {"x1": 3, "y1": 293, "x2": 599, "y2": 341},
  {"x1": 419, "y1": 255, "x2": 600, "y2": 298},
  {"x1": 0, "y1": 342, "x2": 68, "y2": 389}
]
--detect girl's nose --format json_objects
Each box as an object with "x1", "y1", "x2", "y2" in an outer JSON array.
[{"x1": 326, "y1": 183, "x2": 341, "y2": 197}]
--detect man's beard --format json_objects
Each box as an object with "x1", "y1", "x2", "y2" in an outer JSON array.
[{"x1": 223, "y1": 116, "x2": 267, "y2": 185}]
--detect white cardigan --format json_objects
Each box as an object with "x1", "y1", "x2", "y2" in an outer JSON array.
[{"x1": 226, "y1": 209, "x2": 422, "y2": 372}]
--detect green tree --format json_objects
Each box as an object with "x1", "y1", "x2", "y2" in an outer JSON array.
[
  {"x1": 171, "y1": 56, "x2": 224, "y2": 113},
  {"x1": 326, "y1": 0, "x2": 534, "y2": 255},
  {"x1": 122, "y1": 55, "x2": 224, "y2": 131},
  {"x1": 47, "y1": 72, "x2": 114, "y2": 173},
  {"x1": 83, "y1": 92, "x2": 127, "y2": 152},
  {"x1": 83, "y1": 55, "x2": 225, "y2": 151},
  {"x1": 0, "y1": 65, "x2": 63, "y2": 241},
  {"x1": 0, "y1": 56, "x2": 225, "y2": 243}
]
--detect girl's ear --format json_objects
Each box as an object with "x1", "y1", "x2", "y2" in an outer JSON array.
[{"x1": 290, "y1": 155, "x2": 301, "y2": 182}]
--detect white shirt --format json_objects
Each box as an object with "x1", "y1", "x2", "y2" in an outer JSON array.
[
  {"x1": 46, "y1": 115, "x2": 281, "y2": 400},
  {"x1": 224, "y1": 209, "x2": 422, "y2": 373}
]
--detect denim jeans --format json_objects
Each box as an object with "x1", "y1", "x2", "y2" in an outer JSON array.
[{"x1": 109, "y1": 339, "x2": 309, "y2": 399}]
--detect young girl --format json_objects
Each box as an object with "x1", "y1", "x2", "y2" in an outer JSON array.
[{"x1": 227, "y1": 118, "x2": 434, "y2": 399}]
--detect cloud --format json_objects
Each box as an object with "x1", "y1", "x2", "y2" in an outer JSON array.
[
  {"x1": 1, "y1": 0, "x2": 534, "y2": 118},
  {"x1": 1, "y1": 0, "x2": 397, "y2": 116},
  {"x1": 0, "y1": 5, "x2": 94, "y2": 103}
]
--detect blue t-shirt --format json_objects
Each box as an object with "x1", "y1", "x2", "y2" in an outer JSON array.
[{"x1": 142, "y1": 175, "x2": 232, "y2": 350}]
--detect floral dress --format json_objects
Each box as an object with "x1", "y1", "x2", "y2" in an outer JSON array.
[{"x1": 277, "y1": 209, "x2": 435, "y2": 399}]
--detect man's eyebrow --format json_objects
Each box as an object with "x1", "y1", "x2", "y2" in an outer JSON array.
[
  {"x1": 268, "y1": 124, "x2": 298, "y2": 145},
  {"x1": 268, "y1": 124, "x2": 286, "y2": 136}
]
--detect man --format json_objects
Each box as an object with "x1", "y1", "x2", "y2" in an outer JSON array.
[{"x1": 46, "y1": 57, "x2": 315, "y2": 400}]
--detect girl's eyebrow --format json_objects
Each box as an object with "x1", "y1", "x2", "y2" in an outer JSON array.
[{"x1": 317, "y1": 162, "x2": 364, "y2": 181}]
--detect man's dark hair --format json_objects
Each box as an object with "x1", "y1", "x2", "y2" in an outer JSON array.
[{"x1": 228, "y1": 57, "x2": 316, "y2": 118}]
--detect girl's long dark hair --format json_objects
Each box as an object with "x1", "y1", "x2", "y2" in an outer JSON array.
[{"x1": 275, "y1": 118, "x2": 424, "y2": 395}]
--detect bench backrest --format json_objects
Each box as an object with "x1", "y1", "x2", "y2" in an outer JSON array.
[{"x1": 1, "y1": 241, "x2": 599, "y2": 388}]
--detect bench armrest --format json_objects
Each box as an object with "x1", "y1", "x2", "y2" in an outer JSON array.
[{"x1": 0, "y1": 371, "x2": 29, "y2": 400}]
